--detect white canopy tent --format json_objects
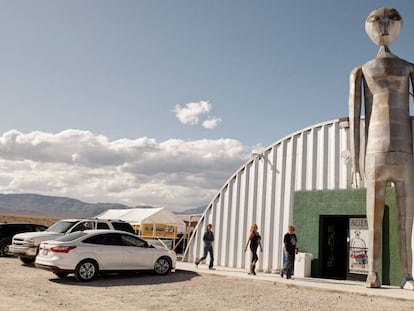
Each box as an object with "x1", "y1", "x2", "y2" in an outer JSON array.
[{"x1": 95, "y1": 207, "x2": 186, "y2": 233}]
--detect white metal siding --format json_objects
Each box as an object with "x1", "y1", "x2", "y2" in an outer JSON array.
[{"x1": 183, "y1": 118, "x2": 386, "y2": 273}]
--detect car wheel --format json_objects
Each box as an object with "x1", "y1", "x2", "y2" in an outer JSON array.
[
  {"x1": 154, "y1": 257, "x2": 171, "y2": 275},
  {"x1": 53, "y1": 271, "x2": 69, "y2": 278},
  {"x1": 0, "y1": 241, "x2": 11, "y2": 257},
  {"x1": 20, "y1": 256, "x2": 35, "y2": 265},
  {"x1": 74, "y1": 259, "x2": 98, "y2": 282}
]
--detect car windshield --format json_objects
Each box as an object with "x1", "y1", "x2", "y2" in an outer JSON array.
[
  {"x1": 54, "y1": 231, "x2": 87, "y2": 242},
  {"x1": 46, "y1": 220, "x2": 79, "y2": 233}
]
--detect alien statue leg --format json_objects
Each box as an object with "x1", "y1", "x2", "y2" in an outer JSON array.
[
  {"x1": 365, "y1": 153, "x2": 387, "y2": 288},
  {"x1": 394, "y1": 168, "x2": 414, "y2": 290},
  {"x1": 365, "y1": 177, "x2": 386, "y2": 288}
]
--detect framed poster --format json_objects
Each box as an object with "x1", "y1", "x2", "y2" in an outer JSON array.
[{"x1": 349, "y1": 218, "x2": 368, "y2": 274}]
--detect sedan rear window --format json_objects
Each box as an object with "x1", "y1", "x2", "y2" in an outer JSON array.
[
  {"x1": 83, "y1": 233, "x2": 123, "y2": 246},
  {"x1": 54, "y1": 231, "x2": 87, "y2": 242},
  {"x1": 121, "y1": 234, "x2": 147, "y2": 247}
]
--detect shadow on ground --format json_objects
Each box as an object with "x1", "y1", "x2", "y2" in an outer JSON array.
[{"x1": 49, "y1": 269, "x2": 200, "y2": 287}]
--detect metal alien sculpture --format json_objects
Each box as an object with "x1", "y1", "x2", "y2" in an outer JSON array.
[{"x1": 349, "y1": 7, "x2": 414, "y2": 290}]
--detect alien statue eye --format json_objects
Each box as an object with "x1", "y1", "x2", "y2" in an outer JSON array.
[
  {"x1": 388, "y1": 13, "x2": 401, "y2": 21},
  {"x1": 367, "y1": 15, "x2": 379, "y2": 23}
]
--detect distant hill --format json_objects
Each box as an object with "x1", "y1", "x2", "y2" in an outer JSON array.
[
  {"x1": 0, "y1": 193, "x2": 205, "y2": 218},
  {"x1": 0, "y1": 193, "x2": 133, "y2": 218},
  {"x1": 176, "y1": 205, "x2": 206, "y2": 215}
]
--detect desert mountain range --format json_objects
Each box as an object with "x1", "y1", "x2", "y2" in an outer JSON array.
[{"x1": 0, "y1": 193, "x2": 205, "y2": 218}]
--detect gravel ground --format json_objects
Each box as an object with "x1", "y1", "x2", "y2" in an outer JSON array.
[{"x1": 1, "y1": 257, "x2": 414, "y2": 311}]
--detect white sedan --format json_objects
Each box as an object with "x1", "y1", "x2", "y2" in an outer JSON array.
[{"x1": 35, "y1": 230, "x2": 176, "y2": 281}]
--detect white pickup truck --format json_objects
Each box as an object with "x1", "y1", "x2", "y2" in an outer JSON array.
[{"x1": 9, "y1": 218, "x2": 135, "y2": 264}]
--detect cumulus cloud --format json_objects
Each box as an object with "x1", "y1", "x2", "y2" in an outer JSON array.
[
  {"x1": 202, "y1": 117, "x2": 222, "y2": 129},
  {"x1": 174, "y1": 101, "x2": 221, "y2": 129},
  {"x1": 0, "y1": 130, "x2": 249, "y2": 211}
]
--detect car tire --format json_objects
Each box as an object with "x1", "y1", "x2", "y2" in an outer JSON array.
[
  {"x1": 0, "y1": 240, "x2": 11, "y2": 257},
  {"x1": 20, "y1": 256, "x2": 35, "y2": 265},
  {"x1": 74, "y1": 259, "x2": 98, "y2": 282},
  {"x1": 53, "y1": 271, "x2": 69, "y2": 278},
  {"x1": 154, "y1": 256, "x2": 171, "y2": 275}
]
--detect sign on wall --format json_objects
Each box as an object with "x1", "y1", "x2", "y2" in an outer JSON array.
[
  {"x1": 349, "y1": 218, "x2": 368, "y2": 274},
  {"x1": 133, "y1": 223, "x2": 177, "y2": 239}
]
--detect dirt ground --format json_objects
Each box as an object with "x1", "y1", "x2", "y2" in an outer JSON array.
[
  {"x1": 0, "y1": 214, "x2": 59, "y2": 227},
  {"x1": 1, "y1": 257, "x2": 413, "y2": 311}
]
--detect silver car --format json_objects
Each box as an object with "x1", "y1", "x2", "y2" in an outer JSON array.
[{"x1": 35, "y1": 230, "x2": 176, "y2": 281}]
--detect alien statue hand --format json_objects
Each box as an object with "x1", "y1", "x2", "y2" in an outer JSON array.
[{"x1": 351, "y1": 171, "x2": 361, "y2": 188}]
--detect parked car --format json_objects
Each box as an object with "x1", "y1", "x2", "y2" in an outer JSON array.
[
  {"x1": 0, "y1": 222, "x2": 48, "y2": 256},
  {"x1": 35, "y1": 230, "x2": 177, "y2": 281},
  {"x1": 9, "y1": 218, "x2": 135, "y2": 264}
]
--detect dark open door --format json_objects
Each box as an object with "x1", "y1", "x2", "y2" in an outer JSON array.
[{"x1": 319, "y1": 216, "x2": 348, "y2": 279}]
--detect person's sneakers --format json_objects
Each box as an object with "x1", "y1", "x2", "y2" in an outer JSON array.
[
  {"x1": 209, "y1": 267, "x2": 216, "y2": 270},
  {"x1": 280, "y1": 270, "x2": 284, "y2": 278}
]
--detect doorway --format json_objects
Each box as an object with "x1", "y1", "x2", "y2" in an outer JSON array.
[
  {"x1": 319, "y1": 215, "x2": 368, "y2": 280},
  {"x1": 319, "y1": 216, "x2": 348, "y2": 279}
]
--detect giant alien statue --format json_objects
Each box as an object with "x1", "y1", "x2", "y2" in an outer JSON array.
[{"x1": 349, "y1": 7, "x2": 414, "y2": 290}]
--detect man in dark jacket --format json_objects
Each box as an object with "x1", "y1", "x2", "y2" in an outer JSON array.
[
  {"x1": 195, "y1": 224, "x2": 215, "y2": 270},
  {"x1": 281, "y1": 225, "x2": 298, "y2": 279}
]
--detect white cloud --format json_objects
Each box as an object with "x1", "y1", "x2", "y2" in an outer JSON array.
[
  {"x1": 202, "y1": 117, "x2": 222, "y2": 129},
  {"x1": 174, "y1": 100, "x2": 218, "y2": 127},
  {"x1": 0, "y1": 130, "x2": 250, "y2": 212}
]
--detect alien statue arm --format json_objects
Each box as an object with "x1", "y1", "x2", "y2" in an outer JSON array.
[
  {"x1": 349, "y1": 67, "x2": 363, "y2": 187},
  {"x1": 411, "y1": 65, "x2": 414, "y2": 107}
]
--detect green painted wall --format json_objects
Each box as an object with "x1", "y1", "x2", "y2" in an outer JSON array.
[{"x1": 293, "y1": 188, "x2": 401, "y2": 286}]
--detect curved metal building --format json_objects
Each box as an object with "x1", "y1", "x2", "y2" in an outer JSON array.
[{"x1": 183, "y1": 117, "x2": 366, "y2": 273}]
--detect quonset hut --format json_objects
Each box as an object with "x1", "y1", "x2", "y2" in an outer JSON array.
[{"x1": 183, "y1": 117, "x2": 409, "y2": 286}]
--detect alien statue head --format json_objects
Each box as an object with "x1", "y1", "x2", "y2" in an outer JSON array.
[{"x1": 365, "y1": 7, "x2": 402, "y2": 47}]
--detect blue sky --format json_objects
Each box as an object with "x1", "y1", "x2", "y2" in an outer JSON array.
[{"x1": 1, "y1": 1, "x2": 414, "y2": 212}]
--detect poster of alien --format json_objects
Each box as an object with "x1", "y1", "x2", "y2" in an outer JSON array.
[{"x1": 349, "y1": 218, "x2": 368, "y2": 274}]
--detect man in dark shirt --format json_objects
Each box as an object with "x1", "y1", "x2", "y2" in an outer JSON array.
[
  {"x1": 281, "y1": 225, "x2": 298, "y2": 279},
  {"x1": 195, "y1": 224, "x2": 215, "y2": 270}
]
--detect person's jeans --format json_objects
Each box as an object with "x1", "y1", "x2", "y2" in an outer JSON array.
[
  {"x1": 196, "y1": 245, "x2": 214, "y2": 268},
  {"x1": 250, "y1": 246, "x2": 259, "y2": 264},
  {"x1": 283, "y1": 254, "x2": 295, "y2": 277}
]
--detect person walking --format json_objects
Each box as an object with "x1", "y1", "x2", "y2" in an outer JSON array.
[
  {"x1": 281, "y1": 225, "x2": 298, "y2": 279},
  {"x1": 195, "y1": 224, "x2": 215, "y2": 270},
  {"x1": 244, "y1": 224, "x2": 263, "y2": 275}
]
